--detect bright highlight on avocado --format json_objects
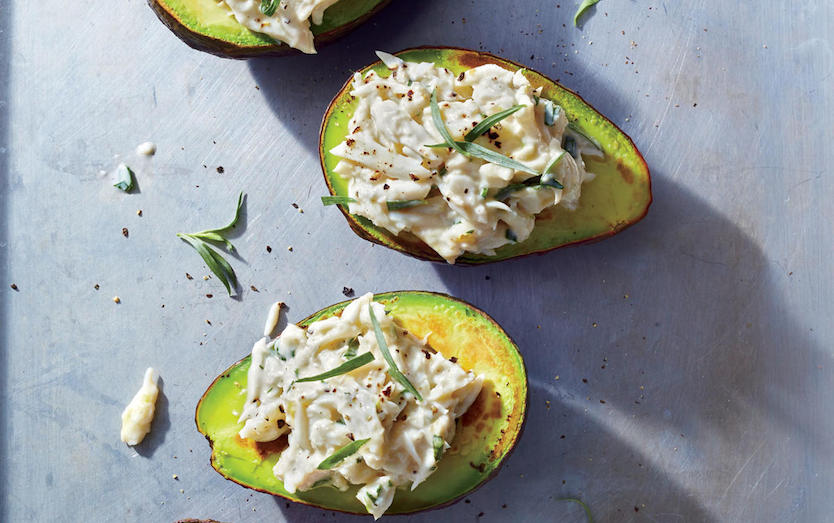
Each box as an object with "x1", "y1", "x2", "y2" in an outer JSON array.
[
  {"x1": 148, "y1": 0, "x2": 391, "y2": 57},
  {"x1": 196, "y1": 291, "x2": 527, "y2": 516},
  {"x1": 319, "y1": 48, "x2": 652, "y2": 264}
]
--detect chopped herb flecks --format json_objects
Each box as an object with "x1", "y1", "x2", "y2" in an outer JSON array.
[
  {"x1": 259, "y1": 0, "x2": 278, "y2": 16},
  {"x1": 433, "y1": 435, "x2": 445, "y2": 461}
]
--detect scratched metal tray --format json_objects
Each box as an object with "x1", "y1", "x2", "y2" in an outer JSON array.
[{"x1": 2, "y1": 1, "x2": 832, "y2": 521}]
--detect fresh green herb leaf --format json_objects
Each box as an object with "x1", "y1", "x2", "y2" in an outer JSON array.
[
  {"x1": 187, "y1": 192, "x2": 245, "y2": 251},
  {"x1": 322, "y1": 196, "x2": 357, "y2": 206},
  {"x1": 427, "y1": 141, "x2": 540, "y2": 177},
  {"x1": 559, "y1": 498, "x2": 594, "y2": 522},
  {"x1": 387, "y1": 200, "x2": 427, "y2": 211},
  {"x1": 480, "y1": 187, "x2": 489, "y2": 198},
  {"x1": 464, "y1": 104, "x2": 525, "y2": 142},
  {"x1": 493, "y1": 164, "x2": 564, "y2": 199},
  {"x1": 176, "y1": 233, "x2": 237, "y2": 295},
  {"x1": 505, "y1": 229, "x2": 518, "y2": 242},
  {"x1": 344, "y1": 338, "x2": 359, "y2": 359},
  {"x1": 573, "y1": 0, "x2": 601, "y2": 27},
  {"x1": 567, "y1": 122, "x2": 603, "y2": 151},
  {"x1": 432, "y1": 435, "x2": 445, "y2": 461},
  {"x1": 540, "y1": 177, "x2": 565, "y2": 190},
  {"x1": 430, "y1": 89, "x2": 466, "y2": 155},
  {"x1": 533, "y1": 94, "x2": 540, "y2": 106},
  {"x1": 494, "y1": 182, "x2": 529, "y2": 201},
  {"x1": 544, "y1": 151, "x2": 567, "y2": 176},
  {"x1": 317, "y1": 438, "x2": 371, "y2": 470},
  {"x1": 113, "y1": 164, "x2": 135, "y2": 192},
  {"x1": 563, "y1": 135, "x2": 579, "y2": 159},
  {"x1": 294, "y1": 352, "x2": 374, "y2": 384},
  {"x1": 259, "y1": 0, "x2": 278, "y2": 16},
  {"x1": 176, "y1": 193, "x2": 244, "y2": 294},
  {"x1": 368, "y1": 304, "x2": 422, "y2": 401}
]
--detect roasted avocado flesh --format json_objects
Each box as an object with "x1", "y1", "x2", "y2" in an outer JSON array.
[
  {"x1": 149, "y1": 0, "x2": 389, "y2": 57},
  {"x1": 196, "y1": 291, "x2": 527, "y2": 515},
  {"x1": 320, "y1": 47, "x2": 652, "y2": 263}
]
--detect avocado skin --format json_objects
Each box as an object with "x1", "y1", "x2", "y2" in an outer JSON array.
[
  {"x1": 149, "y1": 0, "x2": 391, "y2": 59},
  {"x1": 319, "y1": 47, "x2": 653, "y2": 264},
  {"x1": 195, "y1": 290, "x2": 527, "y2": 515}
]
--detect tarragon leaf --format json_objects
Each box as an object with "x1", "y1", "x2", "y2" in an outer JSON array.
[
  {"x1": 176, "y1": 234, "x2": 236, "y2": 295},
  {"x1": 368, "y1": 304, "x2": 422, "y2": 401},
  {"x1": 386, "y1": 200, "x2": 427, "y2": 211},
  {"x1": 574, "y1": 0, "x2": 601, "y2": 27},
  {"x1": 567, "y1": 121, "x2": 603, "y2": 151},
  {"x1": 427, "y1": 141, "x2": 540, "y2": 177},
  {"x1": 294, "y1": 352, "x2": 375, "y2": 384},
  {"x1": 344, "y1": 338, "x2": 360, "y2": 359},
  {"x1": 188, "y1": 192, "x2": 245, "y2": 252},
  {"x1": 322, "y1": 196, "x2": 357, "y2": 206},
  {"x1": 429, "y1": 89, "x2": 466, "y2": 155},
  {"x1": 317, "y1": 438, "x2": 371, "y2": 470},
  {"x1": 464, "y1": 104, "x2": 525, "y2": 142}
]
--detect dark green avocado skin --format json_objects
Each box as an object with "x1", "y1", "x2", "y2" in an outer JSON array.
[{"x1": 148, "y1": 0, "x2": 392, "y2": 58}]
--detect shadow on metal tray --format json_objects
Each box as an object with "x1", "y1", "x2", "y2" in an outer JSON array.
[{"x1": 432, "y1": 175, "x2": 828, "y2": 521}]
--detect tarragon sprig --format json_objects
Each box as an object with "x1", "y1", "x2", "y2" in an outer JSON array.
[{"x1": 177, "y1": 192, "x2": 245, "y2": 295}]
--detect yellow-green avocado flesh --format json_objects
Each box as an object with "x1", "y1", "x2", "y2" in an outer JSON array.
[
  {"x1": 196, "y1": 291, "x2": 528, "y2": 515},
  {"x1": 149, "y1": 0, "x2": 391, "y2": 58},
  {"x1": 319, "y1": 47, "x2": 653, "y2": 264}
]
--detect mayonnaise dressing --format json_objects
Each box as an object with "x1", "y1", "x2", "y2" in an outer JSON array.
[
  {"x1": 238, "y1": 293, "x2": 483, "y2": 519},
  {"x1": 330, "y1": 52, "x2": 599, "y2": 263}
]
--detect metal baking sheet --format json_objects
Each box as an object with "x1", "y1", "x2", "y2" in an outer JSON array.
[{"x1": 2, "y1": 1, "x2": 832, "y2": 521}]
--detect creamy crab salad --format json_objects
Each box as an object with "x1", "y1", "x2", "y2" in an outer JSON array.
[
  {"x1": 329, "y1": 51, "x2": 601, "y2": 263},
  {"x1": 238, "y1": 293, "x2": 483, "y2": 519},
  {"x1": 221, "y1": 0, "x2": 342, "y2": 53}
]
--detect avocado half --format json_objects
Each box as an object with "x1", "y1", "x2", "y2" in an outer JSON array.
[
  {"x1": 196, "y1": 290, "x2": 527, "y2": 515},
  {"x1": 319, "y1": 47, "x2": 652, "y2": 264},
  {"x1": 148, "y1": 0, "x2": 391, "y2": 58}
]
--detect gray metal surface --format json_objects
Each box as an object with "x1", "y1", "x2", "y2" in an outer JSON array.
[{"x1": 2, "y1": 1, "x2": 832, "y2": 521}]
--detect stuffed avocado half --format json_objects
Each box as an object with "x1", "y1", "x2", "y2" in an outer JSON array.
[
  {"x1": 319, "y1": 47, "x2": 652, "y2": 264},
  {"x1": 196, "y1": 291, "x2": 527, "y2": 517},
  {"x1": 149, "y1": 0, "x2": 390, "y2": 57}
]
